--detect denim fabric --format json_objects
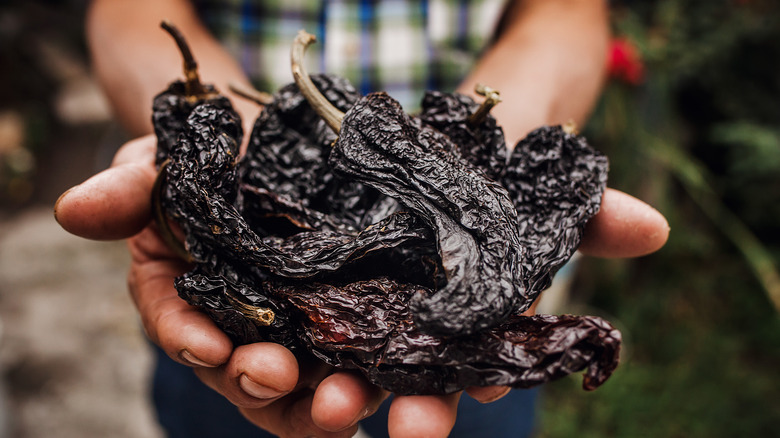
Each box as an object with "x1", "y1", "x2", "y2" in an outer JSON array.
[
  {"x1": 359, "y1": 388, "x2": 538, "y2": 438},
  {"x1": 152, "y1": 345, "x2": 273, "y2": 437}
]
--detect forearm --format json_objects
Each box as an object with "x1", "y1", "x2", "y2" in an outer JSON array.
[
  {"x1": 458, "y1": 0, "x2": 610, "y2": 145},
  {"x1": 87, "y1": 0, "x2": 257, "y2": 137}
]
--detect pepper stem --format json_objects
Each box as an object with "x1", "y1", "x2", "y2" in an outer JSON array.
[
  {"x1": 161, "y1": 21, "x2": 215, "y2": 100},
  {"x1": 224, "y1": 292, "x2": 275, "y2": 326},
  {"x1": 468, "y1": 84, "x2": 502, "y2": 126},
  {"x1": 290, "y1": 30, "x2": 344, "y2": 133},
  {"x1": 563, "y1": 119, "x2": 579, "y2": 135},
  {"x1": 228, "y1": 81, "x2": 274, "y2": 106}
]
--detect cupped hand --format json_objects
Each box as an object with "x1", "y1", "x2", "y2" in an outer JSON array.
[
  {"x1": 52, "y1": 134, "x2": 457, "y2": 437},
  {"x1": 54, "y1": 134, "x2": 668, "y2": 438}
]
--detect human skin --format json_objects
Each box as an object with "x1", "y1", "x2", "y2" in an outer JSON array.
[{"x1": 56, "y1": 0, "x2": 669, "y2": 436}]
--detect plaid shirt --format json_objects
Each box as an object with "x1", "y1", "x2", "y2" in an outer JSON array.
[{"x1": 192, "y1": 0, "x2": 510, "y2": 110}]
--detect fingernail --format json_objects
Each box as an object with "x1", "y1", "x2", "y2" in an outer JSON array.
[
  {"x1": 481, "y1": 387, "x2": 512, "y2": 403},
  {"x1": 353, "y1": 406, "x2": 372, "y2": 424},
  {"x1": 239, "y1": 374, "x2": 282, "y2": 400},
  {"x1": 178, "y1": 349, "x2": 217, "y2": 368},
  {"x1": 53, "y1": 187, "x2": 75, "y2": 224}
]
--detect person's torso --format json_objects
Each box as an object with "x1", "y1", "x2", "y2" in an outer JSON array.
[{"x1": 192, "y1": 0, "x2": 510, "y2": 110}]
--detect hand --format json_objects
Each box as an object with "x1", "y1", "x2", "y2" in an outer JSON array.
[{"x1": 54, "y1": 134, "x2": 668, "y2": 437}]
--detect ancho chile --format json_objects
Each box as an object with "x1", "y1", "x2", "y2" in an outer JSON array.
[{"x1": 152, "y1": 25, "x2": 619, "y2": 395}]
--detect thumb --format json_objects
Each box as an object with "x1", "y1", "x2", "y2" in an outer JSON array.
[
  {"x1": 54, "y1": 135, "x2": 158, "y2": 240},
  {"x1": 579, "y1": 188, "x2": 670, "y2": 258}
]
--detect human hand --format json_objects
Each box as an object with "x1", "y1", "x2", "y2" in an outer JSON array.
[
  {"x1": 51, "y1": 134, "x2": 492, "y2": 437},
  {"x1": 54, "y1": 134, "x2": 668, "y2": 437}
]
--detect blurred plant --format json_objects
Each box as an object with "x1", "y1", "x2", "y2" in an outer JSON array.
[
  {"x1": 539, "y1": 1, "x2": 780, "y2": 437},
  {"x1": 591, "y1": 0, "x2": 780, "y2": 311},
  {"x1": 0, "y1": 111, "x2": 36, "y2": 204},
  {"x1": 606, "y1": 38, "x2": 645, "y2": 86},
  {"x1": 710, "y1": 122, "x2": 780, "y2": 176}
]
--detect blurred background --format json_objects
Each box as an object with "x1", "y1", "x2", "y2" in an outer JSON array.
[
  {"x1": 0, "y1": 0, "x2": 164, "y2": 437},
  {"x1": 0, "y1": 0, "x2": 778, "y2": 437}
]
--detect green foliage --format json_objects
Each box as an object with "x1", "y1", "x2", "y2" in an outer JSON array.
[
  {"x1": 711, "y1": 122, "x2": 780, "y2": 176},
  {"x1": 537, "y1": 1, "x2": 780, "y2": 436},
  {"x1": 539, "y1": 254, "x2": 780, "y2": 438}
]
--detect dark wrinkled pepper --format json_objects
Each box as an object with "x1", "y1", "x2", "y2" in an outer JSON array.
[
  {"x1": 152, "y1": 22, "x2": 240, "y2": 166},
  {"x1": 330, "y1": 92, "x2": 525, "y2": 336},
  {"x1": 152, "y1": 26, "x2": 618, "y2": 395}
]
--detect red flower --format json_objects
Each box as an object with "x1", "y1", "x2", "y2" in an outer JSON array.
[{"x1": 607, "y1": 37, "x2": 645, "y2": 85}]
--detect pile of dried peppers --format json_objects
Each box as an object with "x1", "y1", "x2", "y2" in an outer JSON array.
[{"x1": 152, "y1": 24, "x2": 620, "y2": 395}]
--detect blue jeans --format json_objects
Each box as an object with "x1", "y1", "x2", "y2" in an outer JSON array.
[{"x1": 152, "y1": 346, "x2": 538, "y2": 438}]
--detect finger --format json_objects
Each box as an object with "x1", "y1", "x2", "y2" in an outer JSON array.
[
  {"x1": 54, "y1": 134, "x2": 157, "y2": 240},
  {"x1": 388, "y1": 393, "x2": 461, "y2": 438},
  {"x1": 311, "y1": 372, "x2": 389, "y2": 432},
  {"x1": 194, "y1": 343, "x2": 300, "y2": 409},
  {"x1": 240, "y1": 391, "x2": 358, "y2": 438},
  {"x1": 128, "y1": 228, "x2": 233, "y2": 368},
  {"x1": 579, "y1": 188, "x2": 670, "y2": 258},
  {"x1": 465, "y1": 385, "x2": 511, "y2": 403}
]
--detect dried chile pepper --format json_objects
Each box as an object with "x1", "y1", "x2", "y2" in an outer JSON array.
[
  {"x1": 275, "y1": 278, "x2": 620, "y2": 394},
  {"x1": 237, "y1": 74, "x2": 396, "y2": 233},
  {"x1": 328, "y1": 92, "x2": 525, "y2": 336},
  {"x1": 164, "y1": 127, "x2": 433, "y2": 279},
  {"x1": 502, "y1": 124, "x2": 609, "y2": 295},
  {"x1": 290, "y1": 32, "x2": 524, "y2": 336},
  {"x1": 152, "y1": 22, "x2": 241, "y2": 166},
  {"x1": 176, "y1": 269, "x2": 621, "y2": 395},
  {"x1": 153, "y1": 26, "x2": 620, "y2": 395},
  {"x1": 177, "y1": 262, "x2": 294, "y2": 347},
  {"x1": 417, "y1": 86, "x2": 507, "y2": 180},
  {"x1": 153, "y1": 27, "x2": 428, "y2": 280},
  {"x1": 161, "y1": 116, "x2": 434, "y2": 280},
  {"x1": 157, "y1": 102, "x2": 243, "y2": 261}
]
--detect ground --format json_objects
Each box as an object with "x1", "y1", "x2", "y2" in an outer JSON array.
[{"x1": 0, "y1": 208, "x2": 164, "y2": 438}]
